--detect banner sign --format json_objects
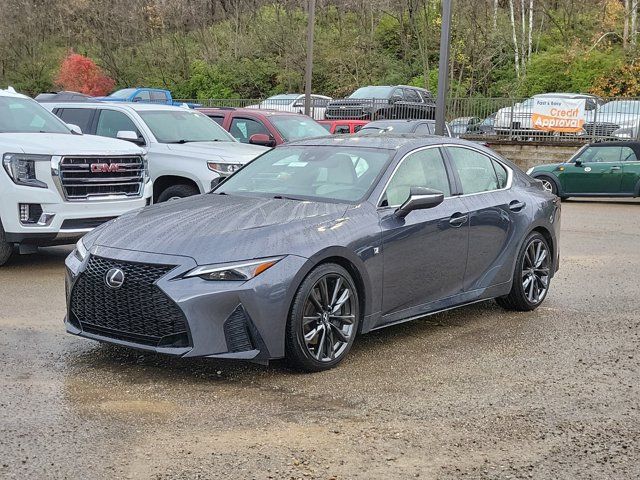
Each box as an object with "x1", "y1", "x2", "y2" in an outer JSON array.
[{"x1": 531, "y1": 97, "x2": 586, "y2": 133}]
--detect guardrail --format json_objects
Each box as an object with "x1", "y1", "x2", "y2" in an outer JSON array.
[{"x1": 177, "y1": 96, "x2": 640, "y2": 143}]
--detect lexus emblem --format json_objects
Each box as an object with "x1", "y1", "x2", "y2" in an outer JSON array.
[
  {"x1": 105, "y1": 268, "x2": 125, "y2": 289},
  {"x1": 91, "y1": 163, "x2": 123, "y2": 173}
]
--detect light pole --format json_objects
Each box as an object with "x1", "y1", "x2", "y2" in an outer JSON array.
[
  {"x1": 303, "y1": 0, "x2": 316, "y2": 117},
  {"x1": 435, "y1": 0, "x2": 453, "y2": 136}
]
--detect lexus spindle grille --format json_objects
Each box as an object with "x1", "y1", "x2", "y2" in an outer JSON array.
[
  {"x1": 70, "y1": 256, "x2": 189, "y2": 347},
  {"x1": 59, "y1": 156, "x2": 144, "y2": 200}
]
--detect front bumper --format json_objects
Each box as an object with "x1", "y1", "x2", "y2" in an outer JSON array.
[
  {"x1": 65, "y1": 245, "x2": 308, "y2": 361},
  {"x1": 2, "y1": 182, "x2": 152, "y2": 246}
]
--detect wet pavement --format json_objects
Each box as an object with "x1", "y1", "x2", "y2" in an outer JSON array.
[{"x1": 1, "y1": 198, "x2": 639, "y2": 479}]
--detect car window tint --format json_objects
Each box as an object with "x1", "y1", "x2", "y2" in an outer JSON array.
[
  {"x1": 382, "y1": 148, "x2": 451, "y2": 207},
  {"x1": 57, "y1": 108, "x2": 94, "y2": 133},
  {"x1": 230, "y1": 117, "x2": 270, "y2": 143},
  {"x1": 621, "y1": 146, "x2": 638, "y2": 162},
  {"x1": 404, "y1": 89, "x2": 421, "y2": 103},
  {"x1": 96, "y1": 110, "x2": 141, "y2": 139},
  {"x1": 448, "y1": 147, "x2": 500, "y2": 194}
]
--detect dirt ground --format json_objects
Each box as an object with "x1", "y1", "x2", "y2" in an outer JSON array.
[{"x1": 1, "y1": 198, "x2": 639, "y2": 480}]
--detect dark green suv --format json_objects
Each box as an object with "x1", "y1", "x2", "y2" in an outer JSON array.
[{"x1": 528, "y1": 142, "x2": 640, "y2": 199}]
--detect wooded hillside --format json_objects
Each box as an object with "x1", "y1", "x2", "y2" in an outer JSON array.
[{"x1": 1, "y1": 0, "x2": 637, "y2": 98}]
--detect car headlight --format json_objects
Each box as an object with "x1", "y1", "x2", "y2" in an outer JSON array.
[
  {"x1": 207, "y1": 162, "x2": 242, "y2": 175},
  {"x1": 526, "y1": 167, "x2": 535, "y2": 175},
  {"x1": 2, "y1": 153, "x2": 49, "y2": 188},
  {"x1": 74, "y1": 238, "x2": 88, "y2": 262},
  {"x1": 142, "y1": 153, "x2": 151, "y2": 182},
  {"x1": 184, "y1": 256, "x2": 283, "y2": 281}
]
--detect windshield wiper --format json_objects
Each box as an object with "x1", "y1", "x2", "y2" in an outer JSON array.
[{"x1": 272, "y1": 194, "x2": 304, "y2": 201}]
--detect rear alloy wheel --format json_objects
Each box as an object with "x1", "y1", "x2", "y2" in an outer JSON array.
[
  {"x1": 497, "y1": 232, "x2": 551, "y2": 311},
  {"x1": 286, "y1": 264, "x2": 359, "y2": 372}
]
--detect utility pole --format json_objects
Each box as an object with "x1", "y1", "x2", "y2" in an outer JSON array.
[
  {"x1": 304, "y1": 0, "x2": 316, "y2": 117},
  {"x1": 435, "y1": 0, "x2": 453, "y2": 136}
]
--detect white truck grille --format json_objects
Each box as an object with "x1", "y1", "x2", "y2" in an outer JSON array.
[{"x1": 58, "y1": 156, "x2": 144, "y2": 201}]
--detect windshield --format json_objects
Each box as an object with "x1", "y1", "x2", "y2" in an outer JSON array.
[
  {"x1": 599, "y1": 101, "x2": 640, "y2": 115},
  {"x1": 138, "y1": 110, "x2": 235, "y2": 143},
  {"x1": 0, "y1": 96, "x2": 70, "y2": 134},
  {"x1": 349, "y1": 86, "x2": 394, "y2": 99},
  {"x1": 216, "y1": 146, "x2": 394, "y2": 203},
  {"x1": 109, "y1": 89, "x2": 136, "y2": 99},
  {"x1": 269, "y1": 116, "x2": 329, "y2": 142}
]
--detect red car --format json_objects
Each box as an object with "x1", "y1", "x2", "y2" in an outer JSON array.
[
  {"x1": 318, "y1": 119, "x2": 369, "y2": 134},
  {"x1": 197, "y1": 107, "x2": 329, "y2": 147}
]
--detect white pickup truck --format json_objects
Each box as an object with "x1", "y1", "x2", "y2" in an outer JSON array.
[
  {"x1": 41, "y1": 102, "x2": 269, "y2": 202},
  {"x1": 0, "y1": 88, "x2": 152, "y2": 266}
]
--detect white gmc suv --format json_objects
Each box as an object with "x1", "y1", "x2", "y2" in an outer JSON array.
[{"x1": 0, "y1": 88, "x2": 152, "y2": 266}]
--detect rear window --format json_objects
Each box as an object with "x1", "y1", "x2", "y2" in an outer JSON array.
[{"x1": 0, "y1": 97, "x2": 69, "y2": 134}]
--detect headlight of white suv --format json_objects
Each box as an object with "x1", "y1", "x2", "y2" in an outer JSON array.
[
  {"x1": 207, "y1": 162, "x2": 242, "y2": 175},
  {"x1": 184, "y1": 256, "x2": 283, "y2": 281},
  {"x1": 74, "y1": 238, "x2": 88, "y2": 262},
  {"x1": 2, "y1": 153, "x2": 49, "y2": 188}
]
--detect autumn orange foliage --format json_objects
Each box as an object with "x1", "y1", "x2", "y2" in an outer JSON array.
[{"x1": 55, "y1": 53, "x2": 115, "y2": 96}]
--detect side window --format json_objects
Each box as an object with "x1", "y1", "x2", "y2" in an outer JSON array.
[
  {"x1": 492, "y1": 160, "x2": 509, "y2": 189},
  {"x1": 132, "y1": 90, "x2": 150, "y2": 102},
  {"x1": 621, "y1": 146, "x2": 638, "y2": 162},
  {"x1": 404, "y1": 89, "x2": 421, "y2": 103},
  {"x1": 229, "y1": 117, "x2": 270, "y2": 143},
  {"x1": 448, "y1": 147, "x2": 500, "y2": 194},
  {"x1": 391, "y1": 88, "x2": 405, "y2": 100},
  {"x1": 57, "y1": 108, "x2": 94, "y2": 133},
  {"x1": 414, "y1": 123, "x2": 431, "y2": 135},
  {"x1": 381, "y1": 148, "x2": 451, "y2": 207},
  {"x1": 208, "y1": 115, "x2": 225, "y2": 126},
  {"x1": 312, "y1": 97, "x2": 330, "y2": 107},
  {"x1": 585, "y1": 99, "x2": 596, "y2": 111},
  {"x1": 150, "y1": 91, "x2": 167, "y2": 102},
  {"x1": 579, "y1": 146, "x2": 625, "y2": 163},
  {"x1": 95, "y1": 110, "x2": 142, "y2": 140}
]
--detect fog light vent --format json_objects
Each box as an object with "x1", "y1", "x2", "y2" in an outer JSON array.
[
  {"x1": 223, "y1": 306, "x2": 254, "y2": 352},
  {"x1": 19, "y1": 203, "x2": 43, "y2": 224}
]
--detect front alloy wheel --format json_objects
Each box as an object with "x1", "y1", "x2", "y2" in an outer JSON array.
[{"x1": 286, "y1": 264, "x2": 359, "y2": 371}]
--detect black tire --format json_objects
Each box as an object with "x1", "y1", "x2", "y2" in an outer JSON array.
[
  {"x1": 156, "y1": 184, "x2": 200, "y2": 203},
  {"x1": 285, "y1": 263, "x2": 360, "y2": 372},
  {"x1": 0, "y1": 223, "x2": 13, "y2": 267},
  {"x1": 496, "y1": 232, "x2": 552, "y2": 312}
]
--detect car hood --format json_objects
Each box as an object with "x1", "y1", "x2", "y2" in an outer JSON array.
[
  {"x1": 0, "y1": 132, "x2": 143, "y2": 156},
  {"x1": 164, "y1": 141, "x2": 268, "y2": 163},
  {"x1": 87, "y1": 194, "x2": 350, "y2": 264}
]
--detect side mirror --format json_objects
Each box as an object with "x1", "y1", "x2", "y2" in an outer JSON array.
[
  {"x1": 249, "y1": 133, "x2": 276, "y2": 147},
  {"x1": 67, "y1": 123, "x2": 82, "y2": 135},
  {"x1": 574, "y1": 159, "x2": 583, "y2": 167},
  {"x1": 395, "y1": 187, "x2": 444, "y2": 218},
  {"x1": 117, "y1": 130, "x2": 145, "y2": 146}
]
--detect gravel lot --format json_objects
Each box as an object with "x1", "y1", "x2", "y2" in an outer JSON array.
[{"x1": 1, "y1": 198, "x2": 639, "y2": 480}]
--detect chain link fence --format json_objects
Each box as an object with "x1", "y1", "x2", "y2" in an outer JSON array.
[{"x1": 177, "y1": 96, "x2": 640, "y2": 143}]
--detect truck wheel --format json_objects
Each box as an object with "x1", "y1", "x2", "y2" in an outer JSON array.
[
  {"x1": 156, "y1": 184, "x2": 199, "y2": 202},
  {"x1": 0, "y1": 224, "x2": 13, "y2": 267}
]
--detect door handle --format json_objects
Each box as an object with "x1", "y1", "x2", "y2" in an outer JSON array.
[
  {"x1": 509, "y1": 200, "x2": 526, "y2": 212},
  {"x1": 449, "y1": 213, "x2": 468, "y2": 227},
  {"x1": 610, "y1": 166, "x2": 621, "y2": 171}
]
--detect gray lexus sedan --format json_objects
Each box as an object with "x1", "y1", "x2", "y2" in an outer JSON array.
[{"x1": 65, "y1": 135, "x2": 560, "y2": 371}]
